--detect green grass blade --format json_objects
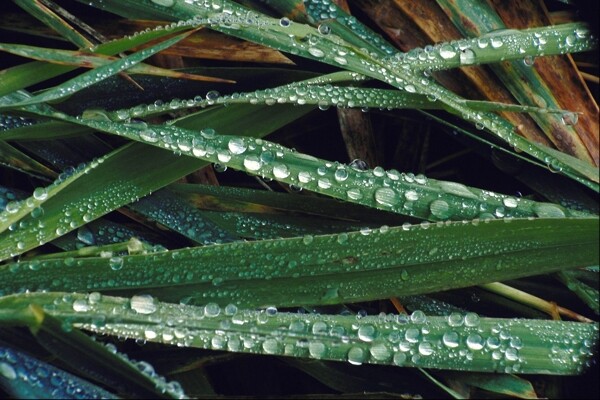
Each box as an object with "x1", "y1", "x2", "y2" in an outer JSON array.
[
  {"x1": 557, "y1": 270, "x2": 599, "y2": 314},
  {"x1": 57, "y1": 115, "x2": 590, "y2": 221},
  {"x1": 0, "y1": 31, "x2": 196, "y2": 110},
  {"x1": 1, "y1": 292, "x2": 597, "y2": 375},
  {"x1": 13, "y1": 0, "x2": 93, "y2": 48},
  {"x1": 105, "y1": 83, "x2": 568, "y2": 121},
  {"x1": 0, "y1": 22, "x2": 193, "y2": 98},
  {"x1": 0, "y1": 42, "x2": 232, "y2": 83},
  {"x1": 2, "y1": 218, "x2": 597, "y2": 307}
]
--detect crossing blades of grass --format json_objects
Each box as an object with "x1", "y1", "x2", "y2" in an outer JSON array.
[
  {"x1": 0, "y1": 292, "x2": 597, "y2": 375},
  {"x1": 79, "y1": 0, "x2": 599, "y2": 190}
]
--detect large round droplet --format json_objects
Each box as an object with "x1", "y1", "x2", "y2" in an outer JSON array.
[
  {"x1": 228, "y1": 138, "x2": 247, "y2": 155},
  {"x1": 273, "y1": 163, "x2": 290, "y2": 179},
  {"x1": 308, "y1": 341, "x2": 327, "y2": 358},
  {"x1": 357, "y1": 324, "x2": 377, "y2": 342},
  {"x1": 439, "y1": 44, "x2": 457, "y2": 59},
  {"x1": 443, "y1": 331, "x2": 460, "y2": 348},
  {"x1": 243, "y1": 155, "x2": 262, "y2": 171},
  {"x1": 130, "y1": 294, "x2": 157, "y2": 315},
  {"x1": 370, "y1": 343, "x2": 392, "y2": 361},
  {"x1": 459, "y1": 49, "x2": 475, "y2": 65},
  {"x1": 347, "y1": 346, "x2": 366, "y2": 365},
  {"x1": 418, "y1": 341, "x2": 434, "y2": 356},
  {"x1": 533, "y1": 203, "x2": 566, "y2": 218},
  {"x1": 429, "y1": 199, "x2": 451, "y2": 219},
  {"x1": 374, "y1": 188, "x2": 399, "y2": 207},
  {"x1": 466, "y1": 334, "x2": 484, "y2": 350}
]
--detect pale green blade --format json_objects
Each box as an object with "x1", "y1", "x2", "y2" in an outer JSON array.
[
  {"x1": 2, "y1": 218, "x2": 597, "y2": 307},
  {"x1": 1, "y1": 292, "x2": 597, "y2": 375}
]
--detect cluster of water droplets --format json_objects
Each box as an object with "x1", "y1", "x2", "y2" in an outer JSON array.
[
  {"x1": 302, "y1": 0, "x2": 396, "y2": 55},
  {"x1": 41, "y1": 293, "x2": 598, "y2": 374},
  {"x1": 0, "y1": 342, "x2": 116, "y2": 399},
  {"x1": 130, "y1": 190, "x2": 235, "y2": 244},
  {"x1": 384, "y1": 25, "x2": 595, "y2": 72},
  {"x1": 0, "y1": 159, "x2": 112, "y2": 258},
  {"x1": 98, "y1": 337, "x2": 187, "y2": 398},
  {"x1": 78, "y1": 117, "x2": 579, "y2": 223}
]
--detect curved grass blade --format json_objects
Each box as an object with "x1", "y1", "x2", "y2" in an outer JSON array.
[
  {"x1": 0, "y1": 30, "x2": 197, "y2": 110},
  {"x1": 0, "y1": 340, "x2": 117, "y2": 399},
  {"x1": 2, "y1": 218, "x2": 598, "y2": 307},
  {"x1": 60, "y1": 116, "x2": 591, "y2": 222},
  {"x1": 200, "y1": 210, "x2": 369, "y2": 240},
  {"x1": 0, "y1": 42, "x2": 234, "y2": 83},
  {"x1": 1, "y1": 292, "x2": 597, "y2": 375},
  {"x1": 13, "y1": 0, "x2": 93, "y2": 48},
  {"x1": 0, "y1": 21, "x2": 194, "y2": 98},
  {"x1": 105, "y1": 83, "x2": 569, "y2": 121}
]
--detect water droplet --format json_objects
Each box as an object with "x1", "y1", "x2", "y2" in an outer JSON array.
[
  {"x1": 273, "y1": 163, "x2": 290, "y2": 179},
  {"x1": 443, "y1": 331, "x2": 460, "y2": 348},
  {"x1": 370, "y1": 343, "x2": 392, "y2": 361},
  {"x1": 279, "y1": 17, "x2": 291, "y2": 27},
  {"x1": 318, "y1": 24, "x2": 331, "y2": 35},
  {"x1": 334, "y1": 168, "x2": 349, "y2": 182},
  {"x1": 447, "y1": 312, "x2": 464, "y2": 327},
  {"x1": 374, "y1": 188, "x2": 399, "y2": 207},
  {"x1": 308, "y1": 47, "x2": 325, "y2": 58},
  {"x1": 72, "y1": 299, "x2": 90, "y2": 312},
  {"x1": 405, "y1": 328, "x2": 420, "y2": 343},
  {"x1": 561, "y1": 112, "x2": 578, "y2": 126},
  {"x1": 533, "y1": 203, "x2": 566, "y2": 218},
  {"x1": 393, "y1": 352, "x2": 407, "y2": 365},
  {"x1": 33, "y1": 187, "x2": 48, "y2": 201},
  {"x1": 309, "y1": 341, "x2": 327, "y2": 358},
  {"x1": 464, "y1": 312, "x2": 480, "y2": 327},
  {"x1": 502, "y1": 197, "x2": 518, "y2": 208},
  {"x1": 466, "y1": 334, "x2": 484, "y2": 350},
  {"x1": 459, "y1": 49, "x2": 475, "y2": 65},
  {"x1": 347, "y1": 346, "x2": 366, "y2": 365},
  {"x1": 0, "y1": 362, "x2": 16, "y2": 380},
  {"x1": 206, "y1": 91, "x2": 220, "y2": 101},
  {"x1": 262, "y1": 338, "x2": 279, "y2": 354},
  {"x1": 429, "y1": 199, "x2": 451, "y2": 219},
  {"x1": 228, "y1": 138, "x2": 247, "y2": 154},
  {"x1": 151, "y1": 0, "x2": 174, "y2": 6},
  {"x1": 410, "y1": 310, "x2": 427, "y2": 324},
  {"x1": 346, "y1": 188, "x2": 363, "y2": 200},
  {"x1": 243, "y1": 155, "x2": 262, "y2": 171},
  {"x1": 439, "y1": 44, "x2": 457, "y2": 59},
  {"x1": 418, "y1": 341, "x2": 434, "y2": 356},
  {"x1": 109, "y1": 256, "x2": 123, "y2": 271},
  {"x1": 358, "y1": 324, "x2": 376, "y2": 342},
  {"x1": 204, "y1": 302, "x2": 221, "y2": 317},
  {"x1": 130, "y1": 294, "x2": 157, "y2": 314}
]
